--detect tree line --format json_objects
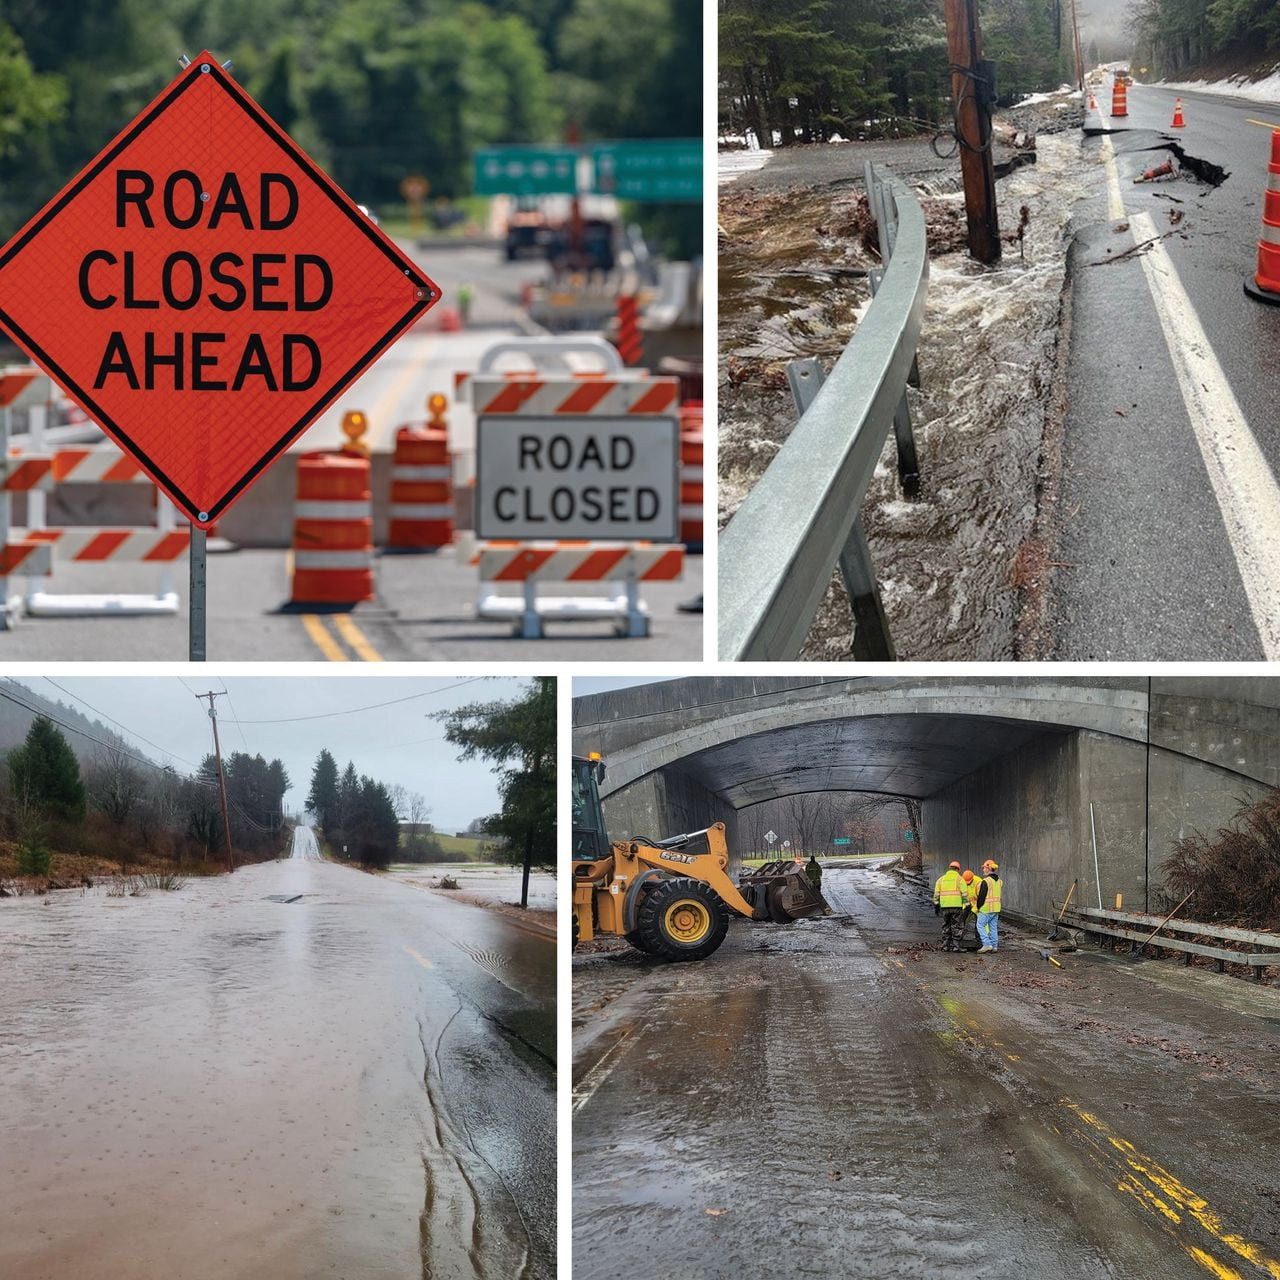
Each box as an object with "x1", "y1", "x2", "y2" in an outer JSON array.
[
  {"x1": 1130, "y1": 0, "x2": 1280, "y2": 77},
  {"x1": 306, "y1": 750, "x2": 404, "y2": 869},
  {"x1": 719, "y1": 0, "x2": 1074, "y2": 147},
  {"x1": 303, "y1": 677, "x2": 554, "y2": 885},
  {"x1": 0, "y1": 0, "x2": 699, "y2": 240},
  {"x1": 737, "y1": 790, "x2": 922, "y2": 859},
  {"x1": 3, "y1": 714, "x2": 288, "y2": 876}
]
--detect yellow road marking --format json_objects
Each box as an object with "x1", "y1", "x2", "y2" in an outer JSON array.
[
  {"x1": 301, "y1": 614, "x2": 348, "y2": 661},
  {"x1": 370, "y1": 344, "x2": 433, "y2": 449},
  {"x1": 1066, "y1": 1102, "x2": 1280, "y2": 1279},
  {"x1": 332, "y1": 613, "x2": 383, "y2": 661},
  {"x1": 403, "y1": 945, "x2": 432, "y2": 969},
  {"x1": 285, "y1": 548, "x2": 294, "y2": 578},
  {"x1": 1187, "y1": 1246, "x2": 1246, "y2": 1280},
  {"x1": 1246, "y1": 118, "x2": 1280, "y2": 130}
]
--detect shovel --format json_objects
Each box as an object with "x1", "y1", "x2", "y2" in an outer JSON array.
[{"x1": 1047, "y1": 879, "x2": 1077, "y2": 941}]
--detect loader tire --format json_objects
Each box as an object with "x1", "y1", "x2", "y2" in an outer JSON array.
[
  {"x1": 624, "y1": 929, "x2": 655, "y2": 954},
  {"x1": 635, "y1": 877, "x2": 729, "y2": 962}
]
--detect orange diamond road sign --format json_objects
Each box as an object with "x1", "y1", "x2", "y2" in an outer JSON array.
[{"x1": 0, "y1": 52, "x2": 440, "y2": 528}]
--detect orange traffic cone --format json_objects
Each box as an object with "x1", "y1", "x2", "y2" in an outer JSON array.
[
  {"x1": 1089, "y1": 93, "x2": 1097, "y2": 110},
  {"x1": 1245, "y1": 130, "x2": 1280, "y2": 305},
  {"x1": 1111, "y1": 77, "x2": 1128, "y2": 118},
  {"x1": 1171, "y1": 97, "x2": 1185, "y2": 128}
]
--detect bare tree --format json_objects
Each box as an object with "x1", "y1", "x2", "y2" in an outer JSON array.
[{"x1": 87, "y1": 747, "x2": 145, "y2": 826}]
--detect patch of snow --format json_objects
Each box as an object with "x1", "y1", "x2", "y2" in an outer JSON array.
[
  {"x1": 1159, "y1": 68, "x2": 1280, "y2": 104},
  {"x1": 1017, "y1": 85, "x2": 1075, "y2": 107},
  {"x1": 719, "y1": 149, "x2": 773, "y2": 185}
]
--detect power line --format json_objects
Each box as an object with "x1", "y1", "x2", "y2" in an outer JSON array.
[
  {"x1": 218, "y1": 680, "x2": 251, "y2": 753},
  {"x1": 41, "y1": 677, "x2": 202, "y2": 769},
  {"x1": 223, "y1": 678, "x2": 484, "y2": 725}
]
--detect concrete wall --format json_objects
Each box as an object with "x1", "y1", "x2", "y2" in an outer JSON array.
[
  {"x1": 601, "y1": 768, "x2": 742, "y2": 871},
  {"x1": 922, "y1": 727, "x2": 1276, "y2": 919},
  {"x1": 922, "y1": 730, "x2": 1085, "y2": 919}
]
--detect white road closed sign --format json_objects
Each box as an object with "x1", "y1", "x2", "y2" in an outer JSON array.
[{"x1": 472, "y1": 376, "x2": 681, "y2": 542}]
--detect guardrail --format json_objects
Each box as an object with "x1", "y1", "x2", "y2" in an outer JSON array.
[
  {"x1": 1063, "y1": 905, "x2": 1280, "y2": 982},
  {"x1": 718, "y1": 162, "x2": 930, "y2": 660}
]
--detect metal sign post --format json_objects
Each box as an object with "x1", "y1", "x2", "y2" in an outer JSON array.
[{"x1": 189, "y1": 525, "x2": 207, "y2": 661}]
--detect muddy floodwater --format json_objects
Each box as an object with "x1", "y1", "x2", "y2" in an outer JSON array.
[
  {"x1": 0, "y1": 844, "x2": 555, "y2": 1280},
  {"x1": 388, "y1": 862, "x2": 556, "y2": 913},
  {"x1": 719, "y1": 119, "x2": 1096, "y2": 659},
  {"x1": 574, "y1": 866, "x2": 1280, "y2": 1279}
]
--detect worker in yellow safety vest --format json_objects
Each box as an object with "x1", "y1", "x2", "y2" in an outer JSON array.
[
  {"x1": 975, "y1": 859, "x2": 1002, "y2": 953},
  {"x1": 933, "y1": 860, "x2": 967, "y2": 952},
  {"x1": 962, "y1": 868, "x2": 979, "y2": 910}
]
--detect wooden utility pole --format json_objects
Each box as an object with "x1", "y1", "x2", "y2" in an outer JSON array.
[
  {"x1": 944, "y1": 0, "x2": 1001, "y2": 263},
  {"x1": 1069, "y1": 0, "x2": 1085, "y2": 90},
  {"x1": 196, "y1": 691, "x2": 235, "y2": 874}
]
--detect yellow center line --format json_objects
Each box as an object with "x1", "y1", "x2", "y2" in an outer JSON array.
[
  {"x1": 331, "y1": 613, "x2": 383, "y2": 661},
  {"x1": 1065, "y1": 1101, "x2": 1280, "y2": 1279},
  {"x1": 301, "y1": 614, "x2": 348, "y2": 661},
  {"x1": 403, "y1": 945, "x2": 432, "y2": 969},
  {"x1": 1246, "y1": 118, "x2": 1280, "y2": 130},
  {"x1": 369, "y1": 341, "x2": 435, "y2": 450}
]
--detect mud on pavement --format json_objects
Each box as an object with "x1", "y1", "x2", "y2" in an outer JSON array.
[{"x1": 573, "y1": 865, "x2": 1280, "y2": 1280}]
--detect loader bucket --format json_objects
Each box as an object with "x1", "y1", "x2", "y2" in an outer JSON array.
[{"x1": 738, "y1": 860, "x2": 831, "y2": 922}]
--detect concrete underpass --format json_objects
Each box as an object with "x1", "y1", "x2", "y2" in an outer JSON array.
[{"x1": 571, "y1": 677, "x2": 1280, "y2": 1279}]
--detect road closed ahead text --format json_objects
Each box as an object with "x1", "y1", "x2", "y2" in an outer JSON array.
[{"x1": 477, "y1": 417, "x2": 678, "y2": 541}]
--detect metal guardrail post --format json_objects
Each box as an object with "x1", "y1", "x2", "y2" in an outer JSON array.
[
  {"x1": 787, "y1": 357, "x2": 895, "y2": 661},
  {"x1": 865, "y1": 164, "x2": 921, "y2": 499},
  {"x1": 719, "y1": 163, "x2": 929, "y2": 661}
]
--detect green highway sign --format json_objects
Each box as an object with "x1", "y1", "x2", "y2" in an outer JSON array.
[
  {"x1": 833, "y1": 838, "x2": 851, "y2": 845},
  {"x1": 591, "y1": 140, "x2": 701, "y2": 202},
  {"x1": 473, "y1": 147, "x2": 578, "y2": 196}
]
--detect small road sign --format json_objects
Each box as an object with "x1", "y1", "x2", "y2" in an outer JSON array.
[
  {"x1": 833, "y1": 837, "x2": 851, "y2": 845},
  {"x1": 782, "y1": 840, "x2": 791, "y2": 849},
  {"x1": 0, "y1": 52, "x2": 439, "y2": 528},
  {"x1": 472, "y1": 376, "x2": 680, "y2": 541},
  {"x1": 764, "y1": 830, "x2": 777, "y2": 844},
  {"x1": 473, "y1": 147, "x2": 578, "y2": 196},
  {"x1": 591, "y1": 140, "x2": 701, "y2": 202}
]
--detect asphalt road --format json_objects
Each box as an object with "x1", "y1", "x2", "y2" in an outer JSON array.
[
  {"x1": 0, "y1": 844, "x2": 555, "y2": 1280},
  {"x1": 1052, "y1": 83, "x2": 1280, "y2": 659},
  {"x1": 0, "y1": 543, "x2": 702, "y2": 660},
  {"x1": 572, "y1": 866, "x2": 1280, "y2": 1280}
]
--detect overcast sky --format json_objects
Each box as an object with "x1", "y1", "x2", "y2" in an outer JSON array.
[{"x1": 10, "y1": 675, "x2": 530, "y2": 831}]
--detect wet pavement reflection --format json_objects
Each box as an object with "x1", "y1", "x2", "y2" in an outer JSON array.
[{"x1": 0, "y1": 844, "x2": 555, "y2": 1280}]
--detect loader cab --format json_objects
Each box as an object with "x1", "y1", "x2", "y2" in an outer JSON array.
[{"x1": 572, "y1": 754, "x2": 611, "y2": 864}]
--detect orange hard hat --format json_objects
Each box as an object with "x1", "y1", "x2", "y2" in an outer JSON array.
[
  {"x1": 962, "y1": 869, "x2": 974, "y2": 882},
  {"x1": 949, "y1": 860, "x2": 961, "y2": 870}
]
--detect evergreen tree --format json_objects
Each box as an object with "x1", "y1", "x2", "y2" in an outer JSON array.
[
  {"x1": 307, "y1": 749, "x2": 340, "y2": 835},
  {"x1": 8, "y1": 715, "x2": 86, "y2": 822}
]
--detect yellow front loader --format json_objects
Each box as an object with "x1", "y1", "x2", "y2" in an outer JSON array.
[{"x1": 572, "y1": 754, "x2": 830, "y2": 962}]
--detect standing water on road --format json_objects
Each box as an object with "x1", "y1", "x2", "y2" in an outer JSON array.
[
  {"x1": 0, "y1": 856, "x2": 555, "y2": 1280},
  {"x1": 289, "y1": 821, "x2": 322, "y2": 860}
]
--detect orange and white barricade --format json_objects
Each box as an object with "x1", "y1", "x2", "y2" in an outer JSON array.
[
  {"x1": 476, "y1": 541, "x2": 683, "y2": 638},
  {"x1": 290, "y1": 450, "x2": 375, "y2": 605},
  {"x1": 387, "y1": 394, "x2": 453, "y2": 550},
  {"x1": 468, "y1": 370, "x2": 683, "y2": 637},
  {"x1": 1, "y1": 384, "x2": 186, "y2": 619},
  {"x1": 679, "y1": 403, "x2": 704, "y2": 553}
]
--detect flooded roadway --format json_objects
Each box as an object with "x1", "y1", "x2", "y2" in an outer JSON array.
[
  {"x1": 0, "y1": 835, "x2": 555, "y2": 1280},
  {"x1": 573, "y1": 866, "x2": 1280, "y2": 1280}
]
